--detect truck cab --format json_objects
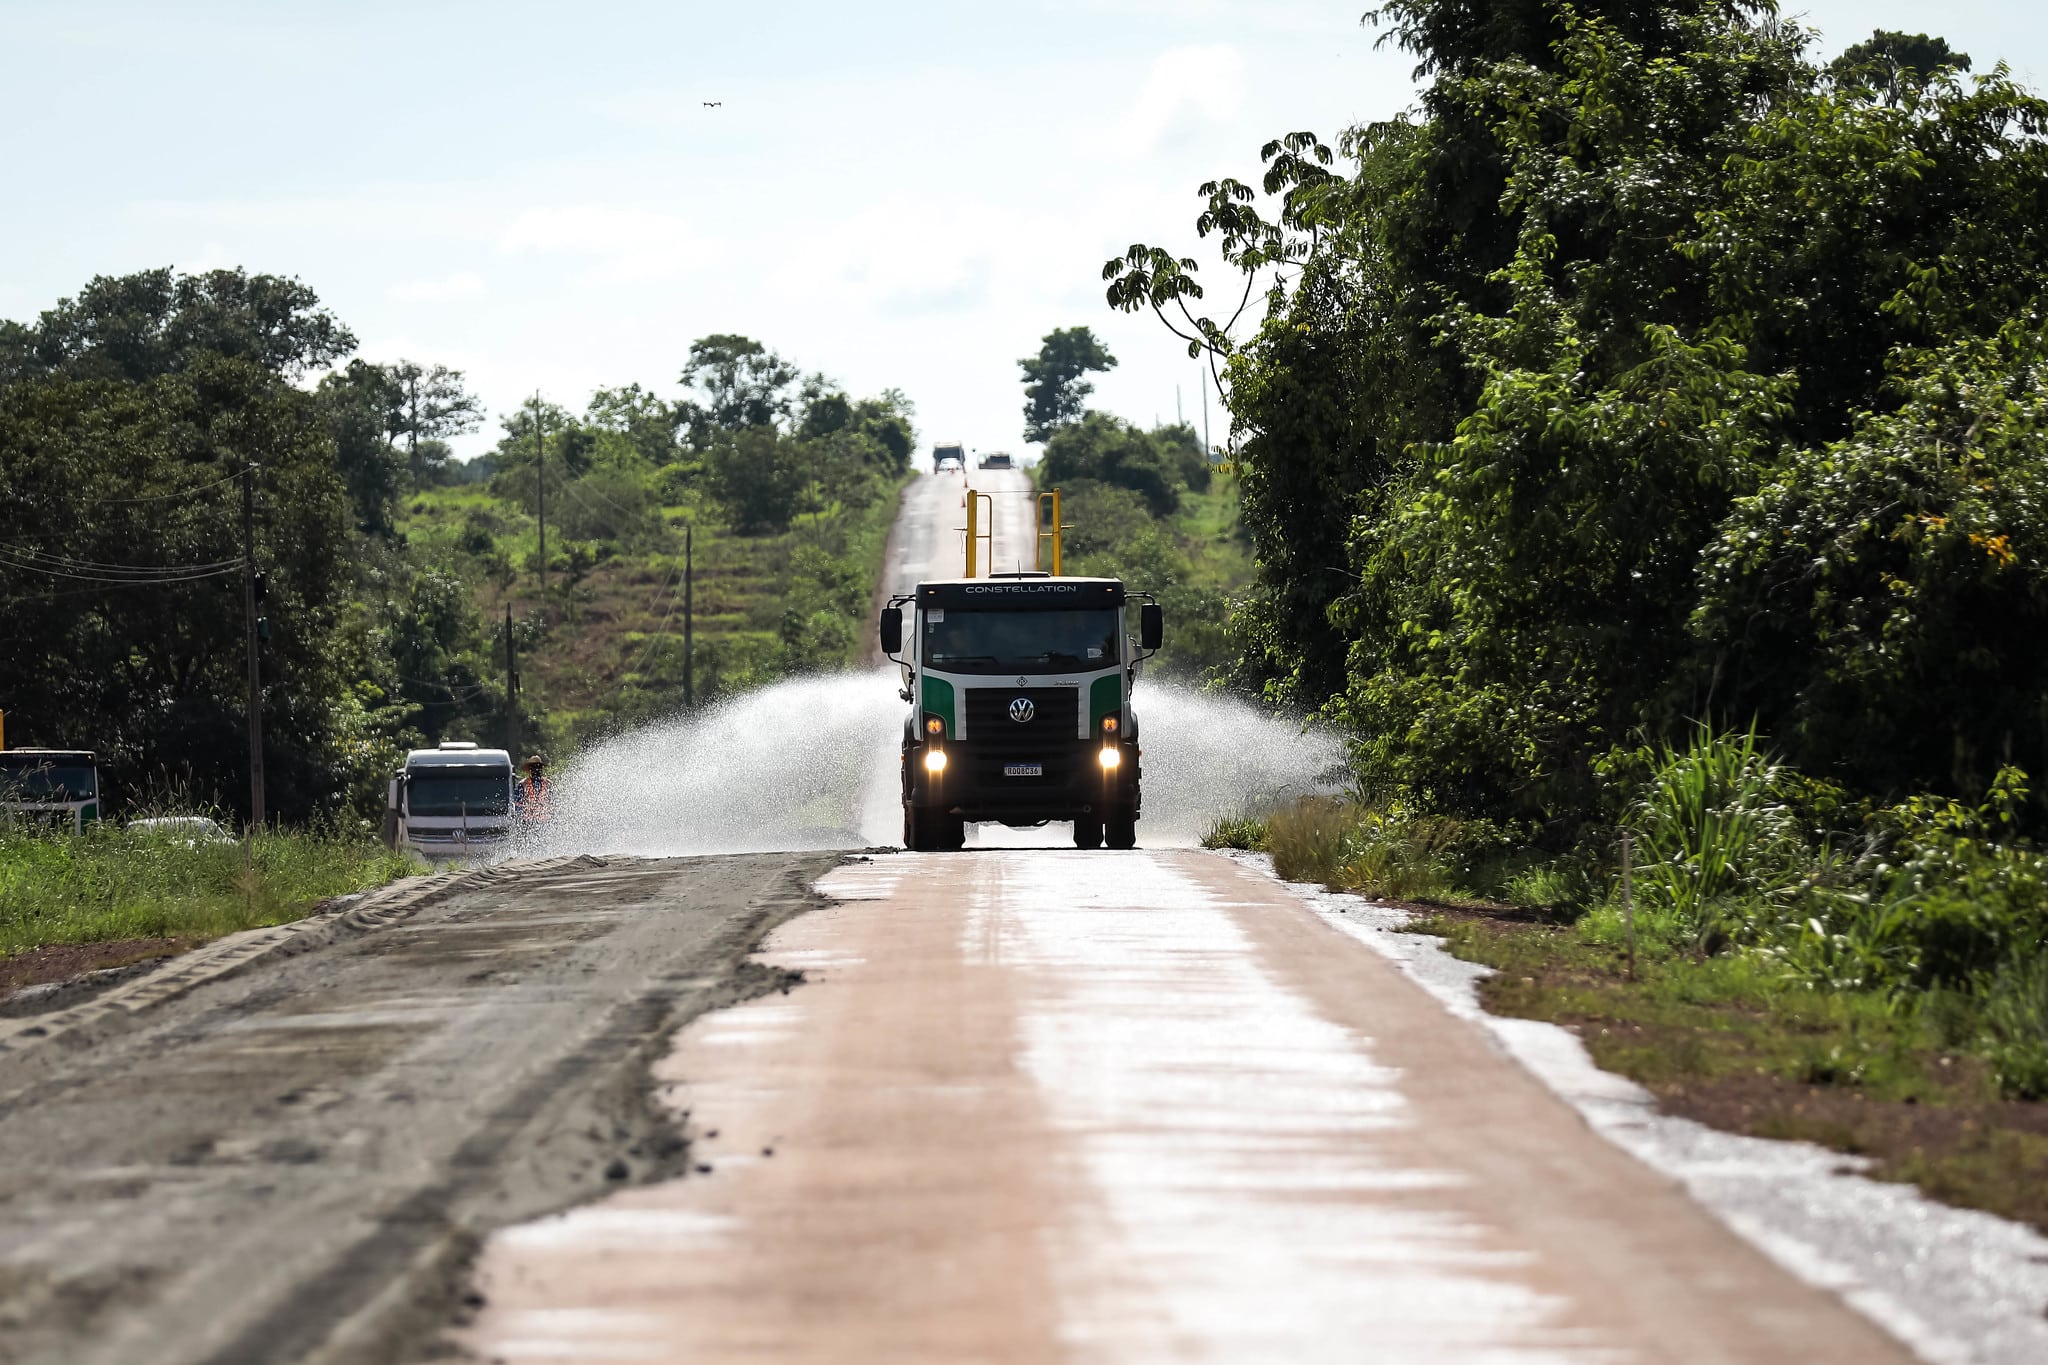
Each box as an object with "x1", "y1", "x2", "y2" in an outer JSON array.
[
  {"x1": 387, "y1": 742, "x2": 515, "y2": 858},
  {"x1": 881, "y1": 573, "x2": 1162, "y2": 850},
  {"x1": 0, "y1": 749, "x2": 101, "y2": 834}
]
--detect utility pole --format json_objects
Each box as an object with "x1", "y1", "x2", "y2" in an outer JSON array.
[
  {"x1": 504, "y1": 603, "x2": 521, "y2": 759},
  {"x1": 240, "y1": 463, "x2": 266, "y2": 830},
  {"x1": 683, "y1": 524, "x2": 694, "y2": 708},
  {"x1": 533, "y1": 392, "x2": 547, "y2": 621},
  {"x1": 1176, "y1": 384, "x2": 1183, "y2": 427},
  {"x1": 1201, "y1": 369, "x2": 1212, "y2": 461}
]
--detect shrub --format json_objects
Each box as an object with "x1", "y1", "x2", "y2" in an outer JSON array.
[{"x1": 1626, "y1": 726, "x2": 1810, "y2": 948}]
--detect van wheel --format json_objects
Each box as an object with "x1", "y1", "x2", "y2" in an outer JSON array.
[
  {"x1": 1073, "y1": 816, "x2": 1103, "y2": 849},
  {"x1": 1105, "y1": 809, "x2": 1137, "y2": 849}
]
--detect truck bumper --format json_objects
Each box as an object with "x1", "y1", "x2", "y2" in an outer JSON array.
[{"x1": 903, "y1": 739, "x2": 1141, "y2": 824}]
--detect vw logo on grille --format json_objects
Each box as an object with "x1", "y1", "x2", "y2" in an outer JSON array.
[{"x1": 1008, "y1": 697, "x2": 1036, "y2": 724}]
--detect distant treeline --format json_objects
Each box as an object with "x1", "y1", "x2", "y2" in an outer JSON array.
[{"x1": 0, "y1": 274, "x2": 912, "y2": 821}]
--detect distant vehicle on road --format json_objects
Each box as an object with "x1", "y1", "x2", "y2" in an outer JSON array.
[
  {"x1": 0, "y1": 748, "x2": 101, "y2": 834},
  {"x1": 386, "y1": 741, "x2": 515, "y2": 857},
  {"x1": 932, "y1": 441, "x2": 966, "y2": 473},
  {"x1": 977, "y1": 451, "x2": 1013, "y2": 470},
  {"x1": 127, "y1": 815, "x2": 234, "y2": 847}
]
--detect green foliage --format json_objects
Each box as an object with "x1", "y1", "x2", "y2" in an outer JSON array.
[
  {"x1": 1114, "y1": 0, "x2": 2048, "y2": 841},
  {"x1": 677, "y1": 334, "x2": 799, "y2": 446},
  {"x1": 0, "y1": 280, "x2": 365, "y2": 820},
  {"x1": 1046, "y1": 462, "x2": 1251, "y2": 683},
  {"x1": 1041, "y1": 414, "x2": 1206, "y2": 516},
  {"x1": 1624, "y1": 726, "x2": 1809, "y2": 949},
  {"x1": 1020, "y1": 326, "x2": 1117, "y2": 445},
  {"x1": 1200, "y1": 813, "x2": 1268, "y2": 850},
  {"x1": 1, "y1": 277, "x2": 914, "y2": 823},
  {"x1": 1263, "y1": 794, "x2": 1505, "y2": 902},
  {"x1": 1828, "y1": 30, "x2": 1971, "y2": 104},
  {"x1": 0, "y1": 823, "x2": 412, "y2": 956}
]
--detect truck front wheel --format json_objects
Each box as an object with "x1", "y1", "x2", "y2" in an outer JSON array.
[
  {"x1": 1105, "y1": 807, "x2": 1137, "y2": 849},
  {"x1": 905, "y1": 803, "x2": 965, "y2": 852},
  {"x1": 1073, "y1": 815, "x2": 1103, "y2": 849}
]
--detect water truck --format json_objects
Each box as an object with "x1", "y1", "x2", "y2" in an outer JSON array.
[
  {"x1": 385, "y1": 741, "x2": 515, "y2": 857},
  {"x1": 880, "y1": 488, "x2": 1162, "y2": 850},
  {"x1": 932, "y1": 440, "x2": 966, "y2": 473}
]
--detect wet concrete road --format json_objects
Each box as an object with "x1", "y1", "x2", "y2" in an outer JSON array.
[
  {"x1": 0, "y1": 854, "x2": 833, "y2": 1365},
  {"x1": 462, "y1": 850, "x2": 1916, "y2": 1364}
]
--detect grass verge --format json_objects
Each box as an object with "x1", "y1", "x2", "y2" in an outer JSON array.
[
  {"x1": 1412, "y1": 903, "x2": 2048, "y2": 1233},
  {"x1": 0, "y1": 827, "x2": 416, "y2": 972},
  {"x1": 1204, "y1": 771, "x2": 2048, "y2": 1234}
]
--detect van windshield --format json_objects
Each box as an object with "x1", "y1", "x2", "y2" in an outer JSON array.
[
  {"x1": 0, "y1": 759, "x2": 96, "y2": 802},
  {"x1": 408, "y1": 768, "x2": 511, "y2": 816},
  {"x1": 922, "y1": 608, "x2": 1119, "y2": 674}
]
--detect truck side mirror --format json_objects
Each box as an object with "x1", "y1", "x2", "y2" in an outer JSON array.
[
  {"x1": 1140, "y1": 603, "x2": 1163, "y2": 651},
  {"x1": 880, "y1": 606, "x2": 903, "y2": 655}
]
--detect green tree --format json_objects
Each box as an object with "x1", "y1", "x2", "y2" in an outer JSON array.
[
  {"x1": 0, "y1": 267, "x2": 382, "y2": 818},
  {"x1": 1020, "y1": 327, "x2": 1117, "y2": 444},
  {"x1": 1040, "y1": 413, "x2": 1199, "y2": 516},
  {"x1": 1109, "y1": 1, "x2": 2048, "y2": 831},
  {"x1": 677, "y1": 335, "x2": 798, "y2": 448},
  {"x1": 587, "y1": 383, "x2": 682, "y2": 466},
  {"x1": 388, "y1": 360, "x2": 483, "y2": 485},
  {"x1": 319, "y1": 360, "x2": 405, "y2": 535},
  {"x1": 1829, "y1": 30, "x2": 1971, "y2": 104}
]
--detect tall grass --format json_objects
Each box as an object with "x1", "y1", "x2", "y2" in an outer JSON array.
[
  {"x1": 1625, "y1": 724, "x2": 1810, "y2": 949},
  {"x1": 0, "y1": 825, "x2": 416, "y2": 957},
  {"x1": 1259, "y1": 796, "x2": 1471, "y2": 901}
]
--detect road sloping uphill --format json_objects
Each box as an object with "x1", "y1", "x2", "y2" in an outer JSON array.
[{"x1": 0, "y1": 853, "x2": 835, "y2": 1365}]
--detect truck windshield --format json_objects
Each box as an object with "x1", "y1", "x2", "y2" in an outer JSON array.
[
  {"x1": 408, "y1": 769, "x2": 511, "y2": 817},
  {"x1": 923, "y1": 608, "x2": 1120, "y2": 674},
  {"x1": 0, "y1": 760, "x2": 96, "y2": 802}
]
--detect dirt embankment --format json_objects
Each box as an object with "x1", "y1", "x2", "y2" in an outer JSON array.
[{"x1": 0, "y1": 851, "x2": 837, "y2": 1365}]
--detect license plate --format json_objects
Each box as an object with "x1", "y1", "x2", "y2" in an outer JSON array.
[{"x1": 1003, "y1": 762, "x2": 1044, "y2": 778}]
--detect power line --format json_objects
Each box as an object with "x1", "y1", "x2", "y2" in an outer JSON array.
[
  {"x1": 0, "y1": 544, "x2": 241, "y2": 589},
  {"x1": 0, "y1": 543, "x2": 241, "y2": 577},
  {"x1": 75, "y1": 471, "x2": 241, "y2": 506}
]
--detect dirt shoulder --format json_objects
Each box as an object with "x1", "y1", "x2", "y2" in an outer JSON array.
[
  {"x1": 0, "y1": 851, "x2": 838, "y2": 1365},
  {"x1": 1407, "y1": 901, "x2": 2048, "y2": 1235}
]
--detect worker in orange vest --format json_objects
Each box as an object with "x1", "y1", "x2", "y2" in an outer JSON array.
[{"x1": 516, "y1": 753, "x2": 553, "y2": 821}]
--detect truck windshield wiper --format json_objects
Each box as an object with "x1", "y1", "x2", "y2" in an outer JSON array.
[{"x1": 933, "y1": 654, "x2": 1001, "y2": 666}]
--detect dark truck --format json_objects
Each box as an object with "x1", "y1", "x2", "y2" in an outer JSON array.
[{"x1": 881, "y1": 572, "x2": 1162, "y2": 851}]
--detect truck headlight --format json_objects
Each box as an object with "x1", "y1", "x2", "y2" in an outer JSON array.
[
  {"x1": 924, "y1": 748, "x2": 948, "y2": 773},
  {"x1": 924, "y1": 715, "x2": 944, "y2": 736},
  {"x1": 1101, "y1": 715, "x2": 1119, "y2": 736},
  {"x1": 1098, "y1": 746, "x2": 1121, "y2": 770}
]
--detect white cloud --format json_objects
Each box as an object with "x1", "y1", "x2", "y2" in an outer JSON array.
[
  {"x1": 1119, "y1": 45, "x2": 1247, "y2": 153},
  {"x1": 389, "y1": 271, "x2": 485, "y2": 303},
  {"x1": 495, "y1": 205, "x2": 703, "y2": 282}
]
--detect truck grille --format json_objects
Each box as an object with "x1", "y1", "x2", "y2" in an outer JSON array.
[
  {"x1": 962, "y1": 687, "x2": 1082, "y2": 789},
  {"x1": 963, "y1": 687, "x2": 1080, "y2": 741}
]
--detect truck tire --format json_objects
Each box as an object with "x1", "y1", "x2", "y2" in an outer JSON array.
[
  {"x1": 903, "y1": 802, "x2": 930, "y2": 852},
  {"x1": 1105, "y1": 808, "x2": 1137, "y2": 849},
  {"x1": 943, "y1": 814, "x2": 967, "y2": 851},
  {"x1": 1073, "y1": 815, "x2": 1103, "y2": 849}
]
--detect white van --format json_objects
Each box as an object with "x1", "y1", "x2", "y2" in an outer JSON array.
[{"x1": 387, "y1": 742, "x2": 515, "y2": 857}]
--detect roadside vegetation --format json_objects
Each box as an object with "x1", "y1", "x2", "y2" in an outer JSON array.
[
  {"x1": 1018, "y1": 329, "x2": 1254, "y2": 681},
  {"x1": 1, "y1": 285, "x2": 914, "y2": 821},
  {"x1": 0, "y1": 822, "x2": 413, "y2": 987},
  {"x1": 1207, "y1": 728, "x2": 2048, "y2": 1229},
  {"x1": 1162, "y1": 5, "x2": 2048, "y2": 1228}
]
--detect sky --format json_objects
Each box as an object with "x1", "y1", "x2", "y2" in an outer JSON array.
[{"x1": 4, "y1": 1, "x2": 2046, "y2": 461}]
